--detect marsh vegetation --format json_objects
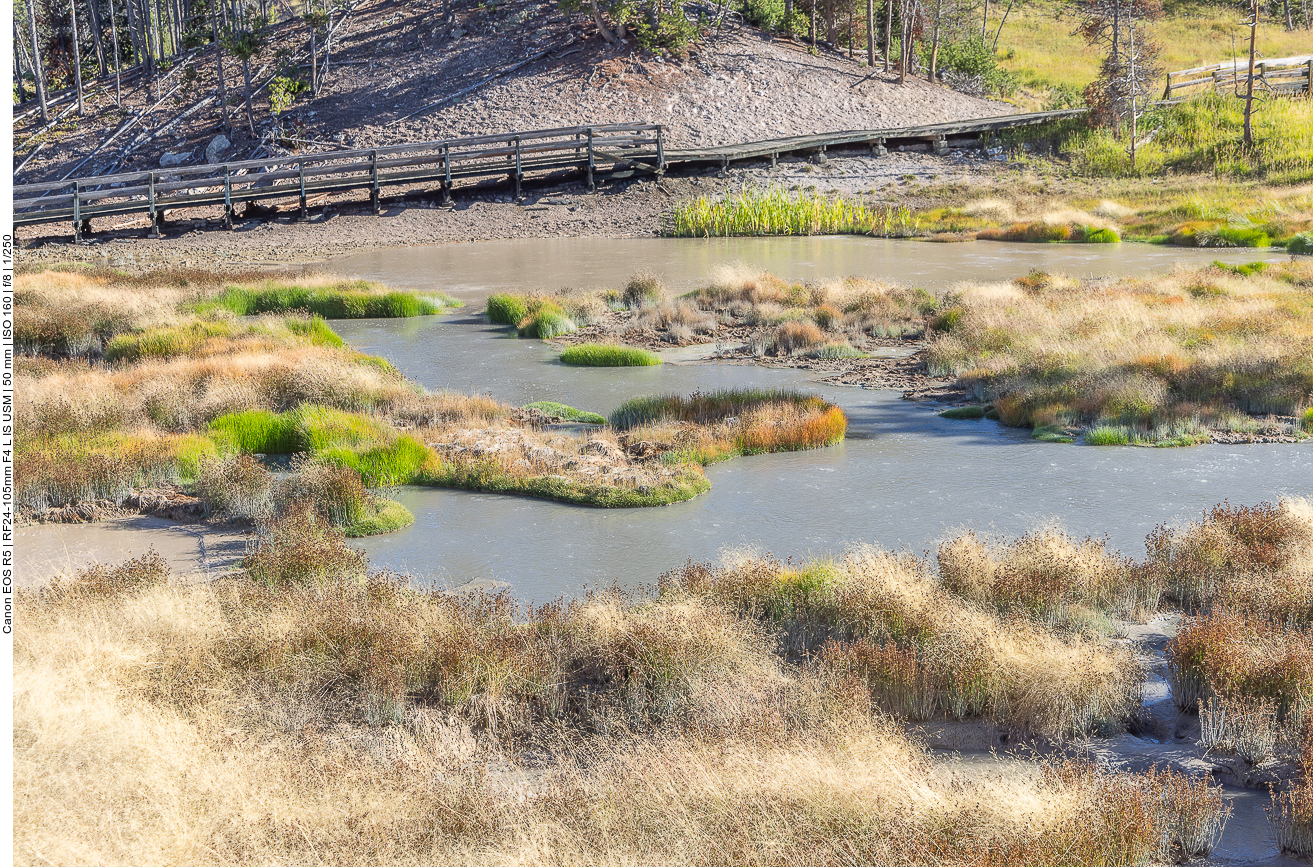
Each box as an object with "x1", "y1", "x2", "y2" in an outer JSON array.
[
  {"x1": 15, "y1": 267, "x2": 849, "y2": 521},
  {"x1": 27, "y1": 497, "x2": 1313, "y2": 864}
]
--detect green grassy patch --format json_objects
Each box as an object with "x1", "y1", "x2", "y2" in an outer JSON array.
[
  {"x1": 486, "y1": 293, "x2": 531, "y2": 325},
  {"x1": 668, "y1": 185, "x2": 918, "y2": 237},
  {"x1": 1056, "y1": 93, "x2": 1313, "y2": 185},
  {"x1": 419, "y1": 460, "x2": 711, "y2": 507},
  {"x1": 517, "y1": 305, "x2": 576, "y2": 338},
  {"x1": 523, "y1": 402, "x2": 608, "y2": 424},
  {"x1": 611, "y1": 388, "x2": 834, "y2": 429},
  {"x1": 104, "y1": 321, "x2": 237, "y2": 362},
  {"x1": 560, "y1": 343, "x2": 663, "y2": 367},
  {"x1": 1032, "y1": 424, "x2": 1075, "y2": 443},
  {"x1": 201, "y1": 281, "x2": 456, "y2": 318},
  {"x1": 343, "y1": 499, "x2": 415, "y2": 537},
  {"x1": 210, "y1": 410, "x2": 303, "y2": 454},
  {"x1": 1289, "y1": 233, "x2": 1313, "y2": 256}
]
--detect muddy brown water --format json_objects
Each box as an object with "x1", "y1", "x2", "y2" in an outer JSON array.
[{"x1": 329, "y1": 235, "x2": 1295, "y2": 302}]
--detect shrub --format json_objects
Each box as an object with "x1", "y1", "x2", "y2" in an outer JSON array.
[
  {"x1": 243, "y1": 503, "x2": 369, "y2": 587},
  {"x1": 273, "y1": 457, "x2": 371, "y2": 527},
  {"x1": 195, "y1": 453, "x2": 274, "y2": 522},
  {"x1": 623, "y1": 272, "x2": 667, "y2": 309},
  {"x1": 560, "y1": 343, "x2": 663, "y2": 367},
  {"x1": 486, "y1": 293, "x2": 530, "y2": 325},
  {"x1": 769, "y1": 320, "x2": 825, "y2": 355},
  {"x1": 41, "y1": 549, "x2": 171, "y2": 602},
  {"x1": 1290, "y1": 233, "x2": 1313, "y2": 256}
]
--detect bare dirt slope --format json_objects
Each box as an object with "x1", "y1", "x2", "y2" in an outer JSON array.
[{"x1": 14, "y1": 0, "x2": 1010, "y2": 186}]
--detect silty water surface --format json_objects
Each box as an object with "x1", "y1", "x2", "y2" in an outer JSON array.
[{"x1": 325, "y1": 237, "x2": 1308, "y2": 601}]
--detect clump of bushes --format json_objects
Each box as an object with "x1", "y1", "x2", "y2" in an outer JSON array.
[
  {"x1": 1289, "y1": 233, "x2": 1313, "y2": 256},
  {"x1": 196, "y1": 453, "x2": 274, "y2": 522},
  {"x1": 560, "y1": 343, "x2": 662, "y2": 366},
  {"x1": 623, "y1": 272, "x2": 667, "y2": 309},
  {"x1": 243, "y1": 502, "x2": 370, "y2": 587}
]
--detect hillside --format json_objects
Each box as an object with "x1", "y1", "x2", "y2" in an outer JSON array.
[{"x1": 13, "y1": 0, "x2": 1009, "y2": 185}]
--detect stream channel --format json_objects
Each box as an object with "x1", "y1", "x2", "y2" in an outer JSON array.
[{"x1": 323, "y1": 237, "x2": 1309, "y2": 603}]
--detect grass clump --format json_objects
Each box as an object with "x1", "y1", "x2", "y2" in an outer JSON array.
[
  {"x1": 668, "y1": 185, "x2": 919, "y2": 237},
  {"x1": 560, "y1": 343, "x2": 663, "y2": 367},
  {"x1": 978, "y1": 222, "x2": 1121, "y2": 244},
  {"x1": 201, "y1": 279, "x2": 455, "y2": 318},
  {"x1": 517, "y1": 304, "x2": 576, "y2": 339},
  {"x1": 611, "y1": 388, "x2": 847, "y2": 459},
  {"x1": 666, "y1": 548, "x2": 1140, "y2": 737},
  {"x1": 343, "y1": 499, "x2": 414, "y2": 537},
  {"x1": 523, "y1": 402, "x2": 608, "y2": 424},
  {"x1": 209, "y1": 409, "x2": 303, "y2": 454},
  {"x1": 486, "y1": 292, "x2": 531, "y2": 325},
  {"x1": 243, "y1": 503, "x2": 370, "y2": 587},
  {"x1": 940, "y1": 405, "x2": 987, "y2": 420},
  {"x1": 623, "y1": 271, "x2": 667, "y2": 308}
]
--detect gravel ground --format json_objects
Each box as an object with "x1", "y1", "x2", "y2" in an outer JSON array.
[{"x1": 17, "y1": 147, "x2": 1011, "y2": 268}]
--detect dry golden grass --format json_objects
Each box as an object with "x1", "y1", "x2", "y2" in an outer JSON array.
[
  {"x1": 938, "y1": 528, "x2": 1158, "y2": 625},
  {"x1": 16, "y1": 553, "x2": 1226, "y2": 867},
  {"x1": 667, "y1": 545, "x2": 1141, "y2": 738},
  {"x1": 928, "y1": 260, "x2": 1313, "y2": 437}
]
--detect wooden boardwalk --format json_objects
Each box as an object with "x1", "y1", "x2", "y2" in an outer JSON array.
[{"x1": 13, "y1": 109, "x2": 1089, "y2": 240}]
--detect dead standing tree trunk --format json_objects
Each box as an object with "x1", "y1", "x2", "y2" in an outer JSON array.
[
  {"x1": 1243, "y1": 0, "x2": 1257, "y2": 147},
  {"x1": 26, "y1": 0, "x2": 50, "y2": 123},
  {"x1": 69, "y1": 0, "x2": 86, "y2": 115}
]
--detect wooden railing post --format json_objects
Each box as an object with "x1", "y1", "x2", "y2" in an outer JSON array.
[
  {"x1": 147, "y1": 171, "x2": 161, "y2": 238},
  {"x1": 586, "y1": 127, "x2": 596, "y2": 192},
  {"x1": 1307, "y1": 58, "x2": 1312, "y2": 96},
  {"x1": 223, "y1": 166, "x2": 234, "y2": 229},
  {"x1": 513, "y1": 136, "x2": 522, "y2": 200},
  {"x1": 370, "y1": 150, "x2": 380, "y2": 215},
  {"x1": 442, "y1": 143, "x2": 453, "y2": 207},
  {"x1": 656, "y1": 126, "x2": 665, "y2": 175},
  {"x1": 1162, "y1": 72, "x2": 1173, "y2": 99},
  {"x1": 72, "y1": 181, "x2": 82, "y2": 242},
  {"x1": 297, "y1": 158, "x2": 308, "y2": 222}
]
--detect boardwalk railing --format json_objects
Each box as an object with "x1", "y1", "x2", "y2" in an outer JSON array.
[
  {"x1": 15, "y1": 109, "x2": 1091, "y2": 239},
  {"x1": 1163, "y1": 55, "x2": 1313, "y2": 98},
  {"x1": 13, "y1": 123, "x2": 664, "y2": 236}
]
